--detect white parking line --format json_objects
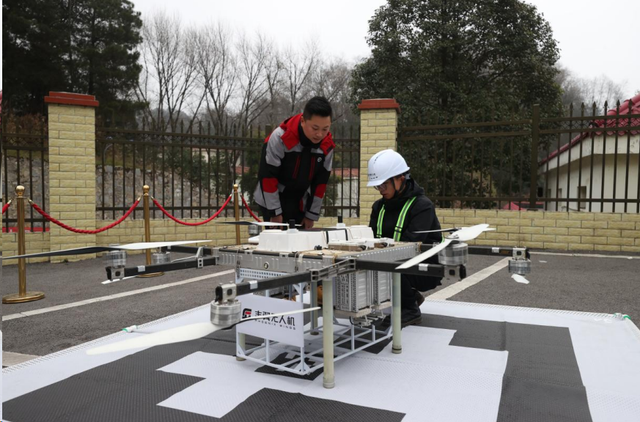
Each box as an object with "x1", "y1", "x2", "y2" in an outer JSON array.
[
  {"x1": 532, "y1": 251, "x2": 640, "y2": 259},
  {"x1": 2, "y1": 270, "x2": 235, "y2": 322},
  {"x1": 426, "y1": 258, "x2": 511, "y2": 301}
]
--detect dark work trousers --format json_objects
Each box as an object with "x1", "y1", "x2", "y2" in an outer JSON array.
[
  {"x1": 401, "y1": 255, "x2": 442, "y2": 309},
  {"x1": 259, "y1": 192, "x2": 306, "y2": 225}
]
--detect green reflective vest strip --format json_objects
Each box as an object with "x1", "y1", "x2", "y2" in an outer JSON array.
[
  {"x1": 394, "y1": 197, "x2": 417, "y2": 241},
  {"x1": 376, "y1": 196, "x2": 417, "y2": 240},
  {"x1": 376, "y1": 205, "x2": 386, "y2": 238}
]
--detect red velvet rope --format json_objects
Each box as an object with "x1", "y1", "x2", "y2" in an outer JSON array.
[
  {"x1": 241, "y1": 195, "x2": 262, "y2": 222},
  {"x1": 152, "y1": 195, "x2": 232, "y2": 226},
  {"x1": 30, "y1": 199, "x2": 140, "y2": 234},
  {"x1": 2, "y1": 200, "x2": 11, "y2": 215}
]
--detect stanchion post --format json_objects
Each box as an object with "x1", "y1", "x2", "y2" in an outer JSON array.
[
  {"x1": 138, "y1": 185, "x2": 163, "y2": 278},
  {"x1": 232, "y1": 184, "x2": 246, "y2": 359},
  {"x1": 144, "y1": 185, "x2": 152, "y2": 265},
  {"x1": 233, "y1": 184, "x2": 241, "y2": 245},
  {"x1": 3, "y1": 185, "x2": 45, "y2": 304}
]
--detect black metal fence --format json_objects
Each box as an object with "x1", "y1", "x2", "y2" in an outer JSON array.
[
  {"x1": 2, "y1": 119, "x2": 49, "y2": 233},
  {"x1": 398, "y1": 100, "x2": 640, "y2": 212},
  {"x1": 96, "y1": 123, "x2": 361, "y2": 220}
]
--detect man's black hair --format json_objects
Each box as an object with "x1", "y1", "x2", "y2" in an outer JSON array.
[{"x1": 303, "y1": 96, "x2": 332, "y2": 120}]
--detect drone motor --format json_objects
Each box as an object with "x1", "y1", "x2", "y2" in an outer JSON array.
[
  {"x1": 210, "y1": 300, "x2": 242, "y2": 327},
  {"x1": 438, "y1": 242, "x2": 469, "y2": 266},
  {"x1": 152, "y1": 251, "x2": 171, "y2": 265},
  {"x1": 508, "y1": 247, "x2": 532, "y2": 275},
  {"x1": 104, "y1": 249, "x2": 127, "y2": 280}
]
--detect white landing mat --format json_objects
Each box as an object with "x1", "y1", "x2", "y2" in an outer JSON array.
[{"x1": 3, "y1": 300, "x2": 640, "y2": 422}]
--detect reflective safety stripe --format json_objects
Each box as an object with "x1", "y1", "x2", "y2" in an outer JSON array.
[
  {"x1": 394, "y1": 197, "x2": 416, "y2": 241},
  {"x1": 376, "y1": 205, "x2": 386, "y2": 238},
  {"x1": 376, "y1": 197, "x2": 417, "y2": 240}
]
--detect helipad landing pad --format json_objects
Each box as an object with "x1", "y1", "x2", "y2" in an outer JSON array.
[{"x1": 4, "y1": 301, "x2": 640, "y2": 422}]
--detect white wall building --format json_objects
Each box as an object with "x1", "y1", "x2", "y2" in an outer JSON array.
[{"x1": 539, "y1": 95, "x2": 640, "y2": 213}]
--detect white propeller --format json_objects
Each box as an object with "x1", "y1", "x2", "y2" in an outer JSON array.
[
  {"x1": 101, "y1": 276, "x2": 137, "y2": 285},
  {"x1": 511, "y1": 274, "x2": 530, "y2": 284},
  {"x1": 396, "y1": 224, "x2": 495, "y2": 270},
  {"x1": 2, "y1": 240, "x2": 211, "y2": 260},
  {"x1": 86, "y1": 306, "x2": 321, "y2": 355},
  {"x1": 219, "y1": 221, "x2": 291, "y2": 227}
]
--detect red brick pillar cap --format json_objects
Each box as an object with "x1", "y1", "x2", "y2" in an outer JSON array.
[
  {"x1": 45, "y1": 92, "x2": 99, "y2": 107},
  {"x1": 357, "y1": 99, "x2": 400, "y2": 112}
]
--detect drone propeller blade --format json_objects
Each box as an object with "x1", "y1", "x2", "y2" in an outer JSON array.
[
  {"x1": 2, "y1": 246, "x2": 118, "y2": 260},
  {"x1": 86, "y1": 306, "x2": 321, "y2": 356},
  {"x1": 101, "y1": 276, "x2": 137, "y2": 285},
  {"x1": 396, "y1": 239, "x2": 452, "y2": 270},
  {"x1": 452, "y1": 224, "x2": 495, "y2": 242},
  {"x1": 511, "y1": 274, "x2": 530, "y2": 284},
  {"x1": 219, "y1": 221, "x2": 291, "y2": 227},
  {"x1": 86, "y1": 322, "x2": 219, "y2": 355},
  {"x1": 412, "y1": 228, "x2": 459, "y2": 234},
  {"x1": 2, "y1": 240, "x2": 210, "y2": 260},
  {"x1": 115, "y1": 240, "x2": 211, "y2": 250}
]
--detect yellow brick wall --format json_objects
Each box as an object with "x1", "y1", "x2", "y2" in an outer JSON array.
[
  {"x1": 359, "y1": 109, "x2": 398, "y2": 225},
  {"x1": 433, "y1": 209, "x2": 640, "y2": 253},
  {"x1": 1, "y1": 232, "x2": 50, "y2": 266},
  {"x1": 3, "y1": 207, "x2": 638, "y2": 266},
  {"x1": 48, "y1": 103, "x2": 97, "y2": 262}
]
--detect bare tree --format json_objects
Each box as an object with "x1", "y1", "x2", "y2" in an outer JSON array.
[
  {"x1": 281, "y1": 40, "x2": 318, "y2": 115},
  {"x1": 263, "y1": 51, "x2": 284, "y2": 125},
  {"x1": 579, "y1": 75, "x2": 628, "y2": 111},
  {"x1": 197, "y1": 23, "x2": 237, "y2": 134},
  {"x1": 556, "y1": 66, "x2": 628, "y2": 114},
  {"x1": 555, "y1": 65, "x2": 585, "y2": 110},
  {"x1": 309, "y1": 58, "x2": 354, "y2": 124},
  {"x1": 235, "y1": 32, "x2": 272, "y2": 130},
  {"x1": 136, "y1": 12, "x2": 203, "y2": 131}
]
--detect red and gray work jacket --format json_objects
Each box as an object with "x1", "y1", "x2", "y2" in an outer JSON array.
[{"x1": 253, "y1": 113, "x2": 334, "y2": 220}]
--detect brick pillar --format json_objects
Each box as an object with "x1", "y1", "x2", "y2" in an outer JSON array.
[
  {"x1": 358, "y1": 99, "x2": 401, "y2": 225},
  {"x1": 45, "y1": 92, "x2": 99, "y2": 262}
]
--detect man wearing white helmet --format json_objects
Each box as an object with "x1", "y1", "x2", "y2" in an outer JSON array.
[{"x1": 367, "y1": 149, "x2": 443, "y2": 326}]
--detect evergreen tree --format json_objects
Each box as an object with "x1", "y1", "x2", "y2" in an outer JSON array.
[
  {"x1": 350, "y1": 0, "x2": 562, "y2": 122},
  {"x1": 3, "y1": 0, "x2": 143, "y2": 122}
]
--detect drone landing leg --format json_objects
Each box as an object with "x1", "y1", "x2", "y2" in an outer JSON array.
[
  {"x1": 322, "y1": 276, "x2": 335, "y2": 389},
  {"x1": 392, "y1": 272, "x2": 402, "y2": 354},
  {"x1": 236, "y1": 333, "x2": 246, "y2": 361},
  {"x1": 310, "y1": 281, "x2": 319, "y2": 335}
]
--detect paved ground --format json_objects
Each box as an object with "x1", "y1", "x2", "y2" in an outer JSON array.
[{"x1": 2, "y1": 248, "x2": 639, "y2": 366}]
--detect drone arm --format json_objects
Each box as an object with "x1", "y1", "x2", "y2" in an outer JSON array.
[
  {"x1": 465, "y1": 245, "x2": 530, "y2": 259},
  {"x1": 107, "y1": 255, "x2": 219, "y2": 280},
  {"x1": 355, "y1": 258, "x2": 449, "y2": 278},
  {"x1": 215, "y1": 271, "x2": 313, "y2": 303}
]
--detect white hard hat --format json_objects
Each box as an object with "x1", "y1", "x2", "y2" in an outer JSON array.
[{"x1": 367, "y1": 149, "x2": 410, "y2": 187}]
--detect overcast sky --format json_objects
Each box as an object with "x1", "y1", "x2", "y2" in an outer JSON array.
[{"x1": 131, "y1": 0, "x2": 639, "y2": 98}]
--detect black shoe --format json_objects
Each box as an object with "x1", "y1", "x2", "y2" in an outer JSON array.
[
  {"x1": 414, "y1": 289, "x2": 425, "y2": 307},
  {"x1": 401, "y1": 307, "x2": 422, "y2": 328}
]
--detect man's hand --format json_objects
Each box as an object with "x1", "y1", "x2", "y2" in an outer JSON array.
[
  {"x1": 301, "y1": 217, "x2": 314, "y2": 229},
  {"x1": 270, "y1": 215, "x2": 283, "y2": 223}
]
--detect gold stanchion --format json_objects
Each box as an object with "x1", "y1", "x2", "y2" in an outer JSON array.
[
  {"x1": 138, "y1": 185, "x2": 163, "y2": 278},
  {"x1": 233, "y1": 184, "x2": 241, "y2": 245},
  {"x1": 3, "y1": 185, "x2": 45, "y2": 304}
]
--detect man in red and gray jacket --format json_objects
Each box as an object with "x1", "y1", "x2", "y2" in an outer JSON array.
[{"x1": 253, "y1": 97, "x2": 334, "y2": 229}]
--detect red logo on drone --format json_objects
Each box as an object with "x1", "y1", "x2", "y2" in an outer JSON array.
[{"x1": 242, "y1": 308, "x2": 252, "y2": 319}]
